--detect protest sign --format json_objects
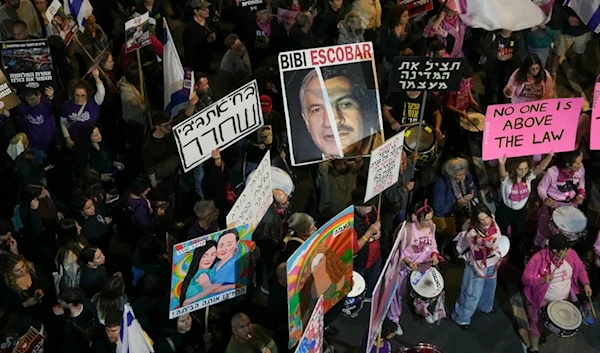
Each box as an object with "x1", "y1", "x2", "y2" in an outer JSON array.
[
  {"x1": 391, "y1": 57, "x2": 463, "y2": 92},
  {"x1": 12, "y1": 326, "x2": 44, "y2": 353},
  {"x1": 125, "y1": 13, "x2": 151, "y2": 53},
  {"x1": 46, "y1": 0, "x2": 78, "y2": 45},
  {"x1": 169, "y1": 224, "x2": 254, "y2": 318},
  {"x1": 226, "y1": 150, "x2": 273, "y2": 229},
  {"x1": 367, "y1": 222, "x2": 405, "y2": 353},
  {"x1": 84, "y1": 46, "x2": 108, "y2": 78},
  {"x1": 173, "y1": 79, "x2": 264, "y2": 172},
  {"x1": 591, "y1": 82, "x2": 600, "y2": 150},
  {"x1": 400, "y1": 0, "x2": 434, "y2": 18},
  {"x1": 279, "y1": 42, "x2": 385, "y2": 166},
  {"x1": 0, "y1": 70, "x2": 19, "y2": 110},
  {"x1": 295, "y1": 296, "x2": 324, "y2": 353},
  {"x1": 182, "y1": 68, "x2": 194, "y2": 99},
  {"x1": 364, "y1": 133, "x2": 405, "y2": 202},
  {"x1": 240, "y1": 0, "x2": 266, "y2": 12},
  {"x1": 0, "y1": 40, "x2": 54, "y2": 93},
  {"x1": 277, "y1": 8, "x2": 299, "y2": 32},
  {"x1": 287, "y1": 206, "x2": 354, "y2": 348},
  {"x1": 482, "y1": 98, "x2": 583, "y2": 161}
]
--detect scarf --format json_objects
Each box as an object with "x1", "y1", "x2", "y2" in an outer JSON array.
[
  {"x1": 451, "y1": 178, "x2": 471, "y2": 214},
  {"x1": 257, "y1": 20, "x2": 272, "y2": 38}
]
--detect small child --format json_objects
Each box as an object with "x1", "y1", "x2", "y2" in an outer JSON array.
[{"x1": 360, "y1": 318, "x2": 397, "y2": 353}]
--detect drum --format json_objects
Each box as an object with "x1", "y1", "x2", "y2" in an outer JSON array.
[
  {"x1": 400, "y1": 343, "x2": 443, "y2": 353},
  {"x1": 343, "y1": 271, "x2": 365, "y2": 318},
  {"x1": 548, "y1": 206, "x2": 588, "y2": 242},
  {"x1": 485, "y1": 235, "x2": 511, "y2": 267},
  {"x1": 409, "y1": 267, "x2": 444, "y2": 302},
  {"x1": 246, "y1": 166, "x2": 295, "y2": 197},
  {"x1": 403, "y1": 124, "x2": 439, "y2": 170},
  {"x1": 460, "y1": 111, "x2": 485, "y2": 157},
  {"x1": 542, "y1": 300, "x2": 582, "y2": 337}
]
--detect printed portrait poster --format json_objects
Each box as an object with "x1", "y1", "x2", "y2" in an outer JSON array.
[
  {"x1": 169, "y1": 224, "x2": 255, "y2": 318},
  {"x1": 226, "y1": 150, "x2": 273, "y2": 229},
  {"x1": 287, "y1": 206, "x2": 354, "y2": 348},
  {"x1": 367, "y1": 222, "x2": 405, "y2": 353},
  {"x1": 295, "y1": 296, "x2": 324, "y2": 353},
  {"x1": 482, "y1": 98, "x2": 582, "y2": 160},
  {"x1": 591, "y1": 82, "x2": 600, "y2": 150},
  {"x1": 0, "y1": 40, "x2": 54, "y2": 93},
  {"x1": 45, "y1": 0, "x2": 78, "y2": 45},
  {"x1": 173, "y1": 80, "x2": 264, "y2": 172},
  {"x1": 125, "y1": 12, "x2": 151, "y2": 53},
  {"x1": 279, "y1": 42, "x2": 385, "y2": 166},
  {"x1": 364, "y1": 133, "x2": 405, "y2": 202},
  {"x1": 0, "y1": 69, "x2": 20, "y2": 111}
]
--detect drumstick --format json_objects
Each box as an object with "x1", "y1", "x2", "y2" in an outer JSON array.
[
  {"x1": 587, "y1": 294, "x2": 597, "y2": 318},
  {"x1": 550, "y1": 249, "x2": 568, "y2": 277}
]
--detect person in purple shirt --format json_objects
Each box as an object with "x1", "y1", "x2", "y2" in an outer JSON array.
[
  {"x1": 126, "y1": 177, "x2": 153, "y2": 237},
  {"x1": 361, "y1": 318, "x2": 396, "y2": 353},
  {"x1": 60, "y1": 68, "x2": 105, "y2": 148},
  {"x1": 13, "y1": 87, "x2": 59, "y2": 164}
]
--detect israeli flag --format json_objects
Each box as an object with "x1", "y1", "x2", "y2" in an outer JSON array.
[
  {"x1": 117, "y1": 304, "x2": 154, "y2": 353},
  {"x1": 163, "y1": 18, "x2": 188, "y2": 117},
  {"x1": 565, "y1": 0, "x2": 600, "y2": 33},
  {"x1": 63, "y1": 0, "x2": 93, "y2": 32}
]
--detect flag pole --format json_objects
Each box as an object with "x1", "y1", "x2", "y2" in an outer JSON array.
[
  {"x1": 136, "y1": 48, "x2": 145, "y2": 99},
  {"x1": 205, "y1": 307, "x2": 210, "y2": 334}
]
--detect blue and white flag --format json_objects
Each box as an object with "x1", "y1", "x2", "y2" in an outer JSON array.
[
  {"x1": 63, "y1": 0, "x2": 93, "y2": 32},
  {"x1": 565, "y1": 0, "x2": 600, "y2": 33},
  {"x1": 163, "y1": 18, "x2": 188, "y2": 117},
  {"x1": 117, "y1": 303, "x2": 154, "y2": 353}
]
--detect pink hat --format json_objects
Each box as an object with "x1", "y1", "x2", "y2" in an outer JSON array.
[{"x1": 438, "y1": 0, "x2": 457, "y2": 12}]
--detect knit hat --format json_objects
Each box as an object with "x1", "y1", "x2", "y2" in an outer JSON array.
[{"x1": 260, "y1": 95, "x2": 272, "y2": 114}]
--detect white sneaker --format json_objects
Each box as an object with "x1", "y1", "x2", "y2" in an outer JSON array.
[
  {"x1": 425, "y1": 315, "x2": 436, "y2": 324},
  {"x1": 395, "y1": 325, "x2": 404, "y2": 336}
]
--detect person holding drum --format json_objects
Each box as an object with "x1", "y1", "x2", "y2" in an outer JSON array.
[
  {"x1": 452, "y1": 204, "x2": 506, "y2": 330},
  {"x1": 522, "y1": 234, "x2": 592, "y2": 353},
  {"x1": 497, "y1": 153, "x2": 553, "y2": 267},
  {"x1": 535, "y1": 151, "x2": 586, "y2": 248},
  {"x1": 388, "y1": 200, "x2": 442, "y2": 335}
]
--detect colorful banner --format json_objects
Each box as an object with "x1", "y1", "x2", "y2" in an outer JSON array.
[
  {"x1": 169, "y1": 224, "x2": 254, "y2": 318},
  {"x1": 367, "y1": 222, "x2": 405, "y2": 353},
  {"x1": 287, "y1": 206, "x2": 354, "y2": 348},
  {"x1": 277, "y1": 8, "x2": 299, "y2": 32},
  {"x1": 364, "y1": 133, "x2": 404, "y2": 203},
  {"x1": 482, "y1": 98, "x2": 583, "y2": 161},
  {"x1": 125, "y1": 12, "x2": 151, "y2": 53},
  {"x1": 0, "y1": 40, "x2": 54, "y2": 93},
  {"x1": 226, "y1": 150, "x2": 273, "y2": 229},
  {"x1": 591, "y1": 82, "x2": 600, "y2": 150},
  {"x1": 279, "y1": 42, "x2": 385, "y2": 166},
  {"x1": 173, "y1": 79, "x2": 264, "y2": 172},
  {"x1": 46, "y1": 0, "x2": 78, "y2": 45},
  {"x1": 294, "y1": 295, "x2": 324, "y2": 353},
  {"x1": 391, "y1": 57, "x2": 463, "y2": 92}
]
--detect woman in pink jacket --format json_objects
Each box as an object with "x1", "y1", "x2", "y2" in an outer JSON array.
[
  {"x1": 503, "y1": 54, "x2": 554, "y2": 104},
  {"x1": 535, "y1": 151, "x2": 585, "y2": 248},
  {"x1": 522, "y1": 234, "x2": 591, "y2": 353},
  {"x1": 387, "y1": 200, "x2": 440, "y2": 336}
]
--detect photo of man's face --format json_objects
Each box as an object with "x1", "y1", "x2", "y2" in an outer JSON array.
[{"x1": 324, "y1": 76, "x2": 364, "y2": 152}]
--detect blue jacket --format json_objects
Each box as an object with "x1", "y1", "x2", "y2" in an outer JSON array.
[{"x1": 432, "y1": 172, "x2": 477, "y2": 217}]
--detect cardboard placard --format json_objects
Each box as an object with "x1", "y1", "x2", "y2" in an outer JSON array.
[
  {"x1": 0, "y1": 40, "x2": 54, "y2": 93},
  {"x1": 391, "y1": 57, "x2": 463, "y2": 92},
  {"x1": 364, "y1": 133, "x2": 404, "y2": 203},
  {"x1": 45, "y1": 0, "x2": 78, "y2": 45},
  {"x1": 591, "y1": 82, "x2": 600, "y2": 150},
  {"x1": 125, "y1": 12, "x2": 151, "y2": 53}
]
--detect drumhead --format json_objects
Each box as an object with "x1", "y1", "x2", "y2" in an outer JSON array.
[
  {"x1": 348, "y1": 271, "x2": 366, "y2": 298},
  {"x1": 547, "y1": 300, "x2": 582, "y2": 330},
  {"x1": 484, "y1": 236, "x2": 510, "y2": 267},
  {"x1": 410, "y1": 268, "x2": 444, "y2": 298},
  {"x1": 246, "y1": 167, "x2": 295, "y2": 196},
  {"x1": 402, "y1": 343, "x2": 443, "y2": 353},
  {"x1": 404, "y1": 125, "x2": 436, "y2": 153},
  {"x1": 459, "y1": 112, "x2": 485, "y2": 132},
  {"x1": 552, "y1": 206, "x2": 587, "y2": 233}
]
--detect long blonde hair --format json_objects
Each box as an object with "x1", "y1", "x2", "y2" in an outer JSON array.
[{"x1": 3, "y1": 254, "x2": 35, "y2": 295}]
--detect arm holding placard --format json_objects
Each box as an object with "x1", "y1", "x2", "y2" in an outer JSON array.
[
  {"x1": 92, "y1": 69, "x2": 105, "y2": 105},
  {"x1": 503, "y1": 70, "x2": 519, "y2": 99},
  {"x1": 533, "y1": 152, "x2": 554, "y2": 176},
  {"x1": 542, "y1": 70, "x2": 554, "y2": 99}
]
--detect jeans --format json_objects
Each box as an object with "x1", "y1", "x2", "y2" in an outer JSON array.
[
  {"x1": 355, "y1": 258, "x2": 382, "y2": 299},
  {"x1": 526, "y1": 46, "x2": 550, "y2": 69},
  {"x1": 192, "y1": 165, "x2": 205, "y2": 199},
  {"x1": 452, "y1": 263, "x2": 497, "y2": 325}
]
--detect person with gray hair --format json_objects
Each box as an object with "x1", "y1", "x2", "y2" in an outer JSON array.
[
  {"x1": 186, "y1": 200, "x2": 219, "y2": 240},
  {"x1": 433, "y1": 157, "x2": 478, "y2": 220},
  {"x1": 282, "y1": 212, "x2": 317, "y2": 259}
]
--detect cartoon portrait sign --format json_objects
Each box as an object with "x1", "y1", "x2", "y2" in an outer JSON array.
[
  {"x1": 169, "y1": 224, "x2": 254, "y2": 319},
  {"x1": 367, "y1": 222, "x2": 405, "y2": 353},
  {"x1": 287, "y1": 206, "x2": 354, "y2": 348},
  {"x1": 295, "y1": 296, "x2": 324, "y2": 353}
]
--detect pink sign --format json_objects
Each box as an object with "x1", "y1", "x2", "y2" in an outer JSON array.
[
  {"x1": 591, "y1": 82, "x2": 600, "y2": 150},
  {"x1": 482, "y1": 98, "x2": 583, "y2": 161}
]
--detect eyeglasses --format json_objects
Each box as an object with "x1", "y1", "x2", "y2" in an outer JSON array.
[{"x1": 74, "y1": 93, "x2": 88, "y2": 99}]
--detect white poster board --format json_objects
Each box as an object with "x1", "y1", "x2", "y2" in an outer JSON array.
[
  {"x1": 226, "y1": 150, "x2": 273, "y2": 229},
  {"x1": 364, "y1": 133, "x2": 404, "y2": 202},
  {"x1": 124, "y1": 12, "x2": 151, "y2": 53},
  {"x1": 173, "y1": 79, "x2": 264, "y2": 172}
]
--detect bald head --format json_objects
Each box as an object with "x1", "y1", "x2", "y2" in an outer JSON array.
[
  {"x1": 273, "y1": 189, "x2": 289, "y2": 209},
  {"x1": 231, "y1": 312, "x2": 253, "y2": 342}
]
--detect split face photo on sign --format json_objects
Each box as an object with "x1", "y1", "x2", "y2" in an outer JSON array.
[{"x1": 282, "y1": 61, "x2": 384, "y2": 166}]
